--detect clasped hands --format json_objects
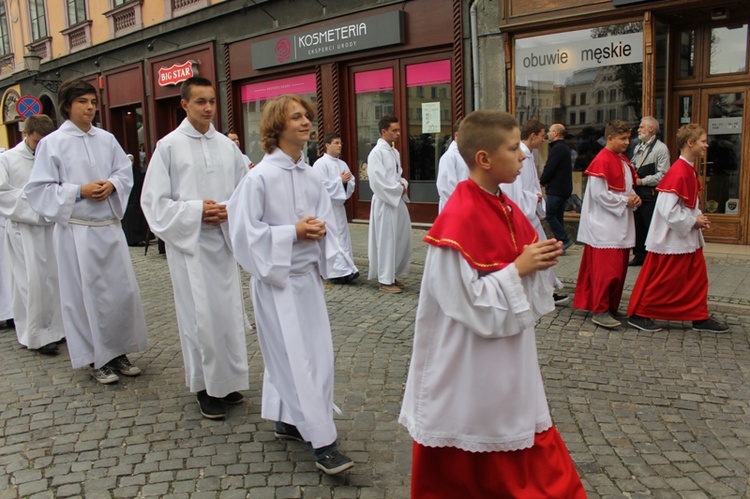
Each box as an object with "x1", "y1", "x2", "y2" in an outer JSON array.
[
  {"x1": 295, "y1": 216, "x2": 326, "y2": 242},
  {"x1": 81, "y1": 180, "x2": 115, "y2": 202},
  {"x1": 202, "y1": 200, "x2": 228, "y2": 226},
  {"x1": 515, "y1": 239, "x2": 563, "y2": 277},
  {"x1": 627, "y1": 194, "x2": 642, "y2": 209}
]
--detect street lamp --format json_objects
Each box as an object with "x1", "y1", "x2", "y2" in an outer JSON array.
[{"x1": 23, "y1": 51, "x2": 61, "y2": 93}]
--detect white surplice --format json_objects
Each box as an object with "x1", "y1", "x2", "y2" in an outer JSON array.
[
  {"x1": 312, "y1": 153, "x2": 358, "y2": 277},
  {"x1": 0, "y1": 220, "x2": 12, "y2": 322},
  {"x1": 367, "y1": 138, "x2": 412, "y2": 284},
  {"x1": 227, "y1": 148, "x2": 346, "y2": 449},
  {"x1": 141, "y1": 119, "x2": 249, "y2": 397},
  {"x1": 577, "y1": 165, "x2": 636, "y2": 249},
  {"x1": 0, "y1": 140, "x2": 64, "y2": 348},
  {"x1": 24, "y1": 121, "x2": 148, "y2": 369},
  {"x1": 400, "y1": 246, "x2": 554, "y2": 452},
  {"x1": 435, "y1": 140, "x2": 469, "y2": 212},
  {"x1": 501, "y1": 143, "x2": 562, "y2": 290}
]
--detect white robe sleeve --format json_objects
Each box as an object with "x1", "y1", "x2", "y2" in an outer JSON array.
[
  {"x1": 655, "y1": 192, "x2": 697, "y2": 238},
  {"x1": 314, "y1": 158, "x2": 349, "y2": 205},
  {"x1": 140, "y1": 141, "x2": 204, "y2": 256},
  {"x1": 368, "y1": 148, "x2": 405, "y2": 208},
  {"x1": 24, "y1": 140, "x2": 77, "y2": 225},
  {"x1": 0, "y1": 155, "x2": 39, "y2": 224},
  {"x1": 436, "y1": 155, "x2": 459, "y2": 205},
  {"x1": 588, "y1": 176, "x2": 628, "y2": 217},
  {"x1": 427, "y1": 246, "x2": 553, "y2": 339},
  {"x1": 105, "y1": 139, "x2": 134, "y2": 219},
  {"x1": 313, "y1": 179, "x2": 348, "y2": 279},
  {"x1": 226, "y1": 173, "x2": 296, "y2": 288}
]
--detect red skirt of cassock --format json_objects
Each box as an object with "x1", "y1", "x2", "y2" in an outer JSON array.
[
  {"x1": 573, "y1": 246, "x2": 629, "y2": 314},
  {"x1": 411, "y1": 427, "x2": 586, "y2": 499},
  {"x1": 627, "y1": 249, "x2": 709, "y2": 321}
]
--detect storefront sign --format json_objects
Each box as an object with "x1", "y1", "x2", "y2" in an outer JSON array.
[
  {"x1": 708, "y1": 117, "x2": 742, "y2": 135},
  {"x1": 252, "y1": 10, "x2": 405, "y2": 69},
  {"x1": 158, "y1": 61, "x2": 196, "y2": 87},
  {"x1": 516, "y1": 32, "x2": 643, "y2": 76}
]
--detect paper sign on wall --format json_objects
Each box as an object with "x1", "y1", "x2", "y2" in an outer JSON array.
[{"x1": 422, "y1": 102, "x2": 441, "y2": 133}]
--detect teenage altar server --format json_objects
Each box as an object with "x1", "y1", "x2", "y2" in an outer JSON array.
[
  {"x1": 141, "y1": 77, "x2": 250, "y2": 420},
  {"x1": 367, "y1": 115, "x2": 412, "y2": 294},
  {"x1": 627, "y1": 124, "x2": 729, "y2": 334},
  {"x1": 227, "y1": 94, "x2": 354, "y2": 475},
  {"x1": 435, "y1": 120, "x2": 469, "y2": 212},
  {"x1": 312, "y1": 133, "x2": 358, "y2": 284},
  {"x1": 25, "y1": 79, "x2": 147, "y2": 384},
  {"x1": 501, "y1": 118, "x2": 567, "y2": 305},
  {"x1": 573, "y1": 119, "x2": 641, "y2": 329},
  {"x1": 400, "y1": 110, "x2": 585, "y2": 498},
  {"x1": 0, "y1": 115, "x2": 65, "y2": 355}
]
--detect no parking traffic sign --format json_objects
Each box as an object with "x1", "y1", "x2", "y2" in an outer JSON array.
[{"x1": 16, "y1": 95, "x2": 43, "y2": 119}]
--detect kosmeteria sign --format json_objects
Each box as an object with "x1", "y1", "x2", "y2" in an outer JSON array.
[
  {"x1": 516, "y1": 32, "x2": 643, "y2": 77},
  {"x1": 251, "y1": 10, "x2": 405, "y2": 69}
]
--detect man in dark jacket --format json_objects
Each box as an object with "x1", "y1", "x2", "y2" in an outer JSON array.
[{"x1": 540, "y1": 123, "x2": 573, "y2": 251}]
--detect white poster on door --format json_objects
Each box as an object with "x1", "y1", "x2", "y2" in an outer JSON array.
[{"x1": 422, "y1": 102, "x2": 441, "y2": 133}]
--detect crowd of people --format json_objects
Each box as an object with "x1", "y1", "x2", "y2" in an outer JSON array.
[{"x1": 0, "y1": 74, "x2": 732, "y2": 492}]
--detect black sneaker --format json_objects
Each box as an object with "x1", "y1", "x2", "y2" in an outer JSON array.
[
  {"x1": 628, "y1": 315, "x2": 662, "y2": 332},
  {"x1": 274, "y1": 421, "x2": 306, "y2": 442},
  {"x1": 221, "y1": 392, "x2": 244, "y2": 405},
  {"x1": 4, "y1": 319, "x2": 15, "y2": 329},
  {"x1": 36, "y1": 343, "x2": 60, "y2": 356},
  {"x1": 692, "y1": 318, "x2": 730, "y2": 333},
  {"x1": 553, "y1": 293, "x2": 569, "y2": 305},
  {"x1": 90, "y1": 365, "x2": 119, "y2": 384},
  {"x1": 315, "y1": 450, "x2": 354, "y2": 475},
  {"x1": 108, "y1": 355, "x2": 142, "y2": 376},
  {"x1": 196, "y1": 390, "x2": 227, "y2": 419}
]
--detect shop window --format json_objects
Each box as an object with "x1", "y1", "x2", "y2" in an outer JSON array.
[
  {"x1": 709, "y1": 25, "x2": 748, "y2": 75},
  {"x1": 406, "y1": 60, "x2": 451, "y2": 203},
  {"x1": 515, "y1": 22, "x2": 643, "y2": 201},
  {"x1": 704, "y1": 92, "x2": 743, "y2": 215},
  {"x1": 240, "y1": 74, "x2": 318, "y2": 166}
]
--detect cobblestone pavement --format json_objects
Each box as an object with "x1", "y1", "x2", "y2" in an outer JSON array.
[{"x1": 1, "y1": 226, "x2": 749, "y2": 498}]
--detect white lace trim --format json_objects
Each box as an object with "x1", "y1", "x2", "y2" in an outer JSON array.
[{"x1": 399, "y1": 416, "x2": 552, "y2": 453}]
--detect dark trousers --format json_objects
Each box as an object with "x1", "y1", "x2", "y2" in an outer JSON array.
[
  {"x1": 545, "y1": 194, "x2": 570, "y2": 243},
  {"x1": 633, "y1": 198, "x2": 656, "y2": 259}
]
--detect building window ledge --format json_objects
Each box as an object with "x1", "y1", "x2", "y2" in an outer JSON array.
[
  {"x1": 104, "y1": 0, "x2": 144, "y2": 38},
  {"x1": 165, "y1": 0, "x2": 209, "y2": 20},
  {"x1": 61, "y1": 20, "x2": 93, "y2": 53},
  {"x1": 27, "y1": 37, "x2": 52, "y2": 63}
]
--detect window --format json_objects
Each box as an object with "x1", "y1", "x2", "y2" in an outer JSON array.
[
  {"x1": 569, "y1": 112, "x2": 575, "y2": 125},
  {"x1": 608, "y1": 108, "x2": 617, "y2": 120},
  {"x1": 679, "y1": 30, "x2": 695, "y2": 78},
  {"x1": 596, "y1": 90, "x2": 604, "y2": 104},
  {"x1": 29, "y1": 0, "x2": 48, "y2": 40},
  {"x1": 596, "y1": 109, "x2": 604, "y2": 122},
  {"x1": 67, "y1": 0, "x2": 86, "y2": 25},
  {"x1": 570, "y1": 94, "x2": 576, "y2": 106},
  {"x1": 0, "y1": 2, "x2": 10, "y2": 57},
  {"x1": 709, "y1": 25, "x2": 748, "y2": 75},
  {"x1": 580, "y1": 93, "x2": 586, "y2": 105},
  {"x1": 579, "y1": 111, "x2": 586, "y2": 124},
  {"x1": 609, "y1": 89, "x2": 617, "y2": 102},
  {"x1": 113, "y1": 0, "x2": 129, "y2": 5}
]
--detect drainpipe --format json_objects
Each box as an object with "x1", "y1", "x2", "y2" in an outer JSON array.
[{"x1": 469, "y1": 0, "x2": 480, "y2": 110}]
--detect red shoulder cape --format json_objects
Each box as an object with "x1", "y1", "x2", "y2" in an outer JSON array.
[
  {"x1": 656, "y1": 158, "x2": 702, "y2": 209},
  {"x1": 584, "y1": 148, "x2": 638, "y2": 192},
  {"x1": 424, "y1": 179, "x2": 538, "y2": 272}
]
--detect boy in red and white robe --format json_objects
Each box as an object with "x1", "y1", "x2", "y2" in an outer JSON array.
[
  {"x1": 574, "y1": 120, "x2": 641, "y2": 329},
  {"x1": 399, "y1": 110, "x2": 585, "y2": 498},
  {"x1": 627, "y1": 124, "x2": 729, "y2": 333}
]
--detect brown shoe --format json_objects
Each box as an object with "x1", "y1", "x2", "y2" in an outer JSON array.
[
  {"x1": 378, "y1": 283, "x2": 403, "y2": 294},
  {"x1": 394, "y1": 279, "x2": 405, "y2": 289}
]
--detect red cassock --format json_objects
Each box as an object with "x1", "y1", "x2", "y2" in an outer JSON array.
[{"x1": 411, "y1": 428, "x2": 587, "y2": 499}]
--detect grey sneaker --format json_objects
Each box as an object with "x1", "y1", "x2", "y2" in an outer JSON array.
[
  {"x1": 108, "y1": 355, "x2": 142, "y2": 376},
  {"x1": 90, "y1": 365, "x2": 119, "y2": 384},
  {"x1": 628, "y1": 315, "x2": 662, "y2": 332},
  {"x1": 315, "y1": 450, "x2": 354, "y2": 475},
  {"x1": 592, "y1": 312, "x2": 621, "y2": 329},
  {"x1": 692, "y1": 318, "x2": 730, "y2": 333}
]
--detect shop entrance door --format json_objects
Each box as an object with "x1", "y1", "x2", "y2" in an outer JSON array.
[{"x1": 673, "y1": 87, "x2": 749, "y2": 244}]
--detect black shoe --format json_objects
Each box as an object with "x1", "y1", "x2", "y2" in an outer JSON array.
[
  {"x1": 4, "y1": 319, "x2": 14, "y2": 329},
  {"x1": 692, "y1": 318, "x2": 730, "y2": 333},
  {"x1": 196, "y1": 390, "x2": 227, "y2": 419},
  {"x1": 628, "y1": 315, "x2": 662, "y2": 332},
  {"x1": 315, "y1": 450, "x2": 354, "y2": 475},
  {"x1": 628, "y1": 257, "x2": 645, "y2": 267},
  {"x1": 36, "y1": 343, "x2": 59, "y2": 356},
  {"x1": 274, "y1": 421, "x2": 306, "y2": 442},
  {"x1": 561, "y1": 240, "x2": 574, "y2": 252},
  {"x1": 221, "y1": 392, "x2": 244, "y2": 405},
  {"x1": 329, "y1": 277, "x2": 347, "y2": 285},
  {"x1": 553, "y1": 293, "x2": 569, "y2": 305},
  {"x1": 108, "y1": 355, "x2": 142, "y2": 376}
]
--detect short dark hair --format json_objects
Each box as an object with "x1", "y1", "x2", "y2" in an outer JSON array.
[
  {"x1": 58, "y1": 79, "x2": 97, "y2": 120},
  {"x1": 520, "y1": 119, "x2": 546, "y2": 140},
  {"x1": 23, "y1": 114, "x2": 55, "y2": 137},
  {"x1": 180, "y1": 76, "x2": 214, "y2": 101},
  {"x1": 323, "y1": 133, "x2": 341, "y2": 145},
  {"x1": 378, "y1": 115, "x2": 398, "y2": 135},
  {"x1": 605, "y1": 119, "x2": 632, "y2": 139}
]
